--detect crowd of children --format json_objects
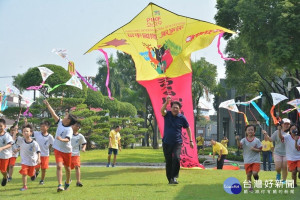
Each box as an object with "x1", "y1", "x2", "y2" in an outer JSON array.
[
  {"x1": 234, "y1": 118, "x2": 300, "y2": 191},
  {"x1": 0, "y1": 100, "x2": 88, "y2": 192}
]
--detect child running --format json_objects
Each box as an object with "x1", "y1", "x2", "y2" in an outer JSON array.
[
  {"x1": 44, "y1": 100, "x2": 77, "y2": 192},
  {"x1": 17, "y1": 124, "x2": 41, "y2": 191},
  {"x1": 278, "y1": 122, "x2": 300, "y2": 187},
  {"x1": 236, "y1": 124, "x2": 263, "y2": 192},
  {"x1": 33, "y1": 121, "x2": 54, "y2": 185},
  {"x1": 0, "y1": 118, "x2": 13, "y2": 187},
  {"x1": 7, "y1": 125, "x2": 19, "y2": 182},
  {"x1": 71, "y1": 122, "x2": 86, "y2": 187}
]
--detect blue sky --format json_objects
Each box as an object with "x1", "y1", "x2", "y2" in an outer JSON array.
[{"x1": 0, "y1": 0, "x2": 227, "y2": 112}]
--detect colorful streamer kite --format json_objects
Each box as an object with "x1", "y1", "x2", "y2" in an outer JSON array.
[
  {"x1": 43, "y1": 75, "x2": 83, "y2": 93},
  {"x1": 287, "y1": 99, "x2": 300, "y2": 118},
  {"x1": 52, "y1": 49, "x2": 97, "y2": 92},
  {"x1": 235, "y1": 93, "x2": 269, "y2": 126},
  {"x1": 270, "y1": 93, "x2": 288, "y2": 124},
  {"x1": 219, "y1": 99, "x2": 249, "y2": 125},
  {"x1": 26, "y1": 67, "x2": 54, "y2": 90}
]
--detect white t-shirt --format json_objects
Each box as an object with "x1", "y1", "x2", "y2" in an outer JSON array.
[
  {"x1": 282, "y1": 134, "x2": 300, "y2": 161},
  {"x1": 34, "y1": 132, "x2": 54, "y2": 156},
  {"x1": 0, "y1": 132, "x2": 13, "y2": 159},
  {"x1": 53, "y1": 120, "x2": 73, "y2": 153},
  {"x1": 71, "y1": 133, "x2": 87, "y2": 156},
  {"x1": 17, "y1": 136, "x2": 41, "y2": 166},
  {"x1": 11, "y1": 137, "x2": 20, "y2": 158},
  {"x1": 240, "y1": 137, "x2": 262, "y2": 164}
]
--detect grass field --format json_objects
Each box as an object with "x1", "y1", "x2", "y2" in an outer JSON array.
[
  {"x1": 13, "y1": 148, "x2": 165, "y2": 164},
  {"x1": 1, "y1": 167, "x2": 299, "y2": 200}
]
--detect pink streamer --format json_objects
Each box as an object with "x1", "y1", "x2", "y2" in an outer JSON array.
[
  {"x1": 98, "y1": 49, "x2": 114, "y2": 100},
  {"x1": 217, "y1": 32, "x2": 246, "y2": 63},
  {"x1": 26, "y1": 81, "x2": 45, "y2": 90},
  {"x1": 76, "y1": 71, "x2": 97, "y2": 91},
  {"x1": 23, "y1": 107, "x2": 32, "y2": 117}
]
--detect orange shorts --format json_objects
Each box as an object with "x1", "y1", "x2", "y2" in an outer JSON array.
[
  {"x1": 19, "y1": 164, "x2": 35, "y2": 177},
  {"x1": 35, "y1": 156, "x2": 49, "y2": 170},
  {"x1": 244, "y1": 163, "x2": 260, "y2": 174},
  {"x1": 71, "y1": 156, "x2": 81, "y2": 169},
  {"x1": 0, "y1": 159, "x2": 9, "y2": 173},
  {"x1": 54, "y1": 149, "x2": 72, "y2": 167},
  {"x1": 8, "y1": 157, "x2": 17, "y2": 166},
  {"x1": 287, "y1": 160, "x2": 300, "y2": 172}
]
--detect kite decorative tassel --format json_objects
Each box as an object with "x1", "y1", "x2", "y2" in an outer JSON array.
[
  {"x1": 251, "y1": 101, "x2": 270, "y2": 126},
  {"x1": 98, "y1": 49, "x2": 114, "y2": 100},
  {"x1": 239, "y1": 112, "x2": 249, "y2": 125},
  {"x1": 217, "y1": 32, "x2": 246, "y2": 63},
  {"x1": 76, "y1": 71, "x2": 97, "y2": 91},
  {"x1": 68, "y1": 61, "x2": 76, "y2": 75},
  {"x1": 270, "y1": 105, "x2": 280, "y2": 125}
]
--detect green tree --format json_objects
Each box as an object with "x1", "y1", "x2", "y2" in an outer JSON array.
[{"x1": 215, "y1": 0, "x2": 300, "y2": 122}]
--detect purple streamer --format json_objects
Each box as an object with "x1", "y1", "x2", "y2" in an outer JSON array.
[
  {"x1": 76, "y1": 71, "x2": 97, "y2": 91},
  {"x1": 217, "y1": 32, "x2": 246, "y2": 63},
  {"x1": 26, "y1": 81, "x2": 45, "y2": 90},
  {"x1": 98, "y1": 49, "x2": 114, "y2": 100}
]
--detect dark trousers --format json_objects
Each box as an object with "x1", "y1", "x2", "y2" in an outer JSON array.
[
  {"x1": 262, "y1": 151, "x2": 272, "y2": 171},
  {"x1": 217, "y1": 155, "x2": 227, "y2": 169},
  {"x1": 163, "y1": 143, "x2": 182, "y2": 181}
]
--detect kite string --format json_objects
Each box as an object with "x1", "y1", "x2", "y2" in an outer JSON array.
[
  {"x1": 248, "y1": 106, "x2": 258, "y2": 122},
  {"x1": 228, "y1": 109, "x2": 234, "y2": 123}
]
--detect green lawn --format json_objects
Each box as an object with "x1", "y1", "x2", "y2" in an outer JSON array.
[
  {"x1": 1, "y1": 167, "x2": 299, "y2": 200},
  {"x1": 14, "y1": 148, "x2": 165, "y2": 164}
]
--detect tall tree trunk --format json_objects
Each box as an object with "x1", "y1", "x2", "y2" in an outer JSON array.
[{"x1": 152, "y1": 116, "x2": 159, "y2": 149}]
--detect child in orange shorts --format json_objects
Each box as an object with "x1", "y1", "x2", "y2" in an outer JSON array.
[
  {"x1": 278, "y1": 123, "x2": 300, "y2": 187},
  {"x1": 0, "y1": 118, "x2": 13, "y2": 187},
  {"x1": 7, "y1": 125, "x2": 19, "y2": 182},
  {"x1": 17, "y1": 124, "x2": 41, "y2": 191},
  {"x1": 44, "y1": 100, "x2": 77, "y2": 192},
  {"x1": 236, "y1": 125, "x2": 263, "y2": 192},
  {"x1": 33, "y1": 121, "x2": 54, "y2": 185},
  {"x1": 71, "y1": 122, "x2": 86, "y2": 187}
]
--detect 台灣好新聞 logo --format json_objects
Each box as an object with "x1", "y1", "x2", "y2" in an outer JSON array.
[{"x1": 223, "y1": 177, "x2": 242, "y2": 194}]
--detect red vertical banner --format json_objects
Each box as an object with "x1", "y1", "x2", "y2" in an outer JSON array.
[{"x1": 138, "y1": 73, "x2": 204, "y2": 168}]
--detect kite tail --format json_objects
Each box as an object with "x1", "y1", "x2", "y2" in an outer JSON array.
[
  {"x1": 98, "y1": 49, "x2": 114, "y2": 100},
  {"x1": 282, "y1": 107, "x2": 296, "y2": 114},
  {"x1": 47, "y1": 83, "x2": 65, "y2": 93},
  {"x1": 251, "y1": 101, "x2": 270, "y2": 126},
  {"x1": 26, "y1": 81, "x2": 45, "y2": 90},
  {"x1": 270, "y1": 105, "x2": 280, "y2": 125},
  {"x1": 76, "y1": 71, "x2": 97, "y2": 91},
  {"x1": 238, "y1": 112, "x2": 249, "y2": 125},
  {"x1": 23, "y1": 107, "x2": 29, "y2": 116},
  {"x1": 217, "y1": 32, "x2": 246, "y2": 63},
  {"x1": 23, "y1": 108, "x2": 32, "y2": 117}
]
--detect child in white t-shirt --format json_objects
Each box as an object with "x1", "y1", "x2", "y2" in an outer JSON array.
[
  {"x1": 33, "y1": 121, "x2": 54, "y2": 185},
  {"x1": 44, "y1": 100, "x2": 77, "y2": 192},
  {"x1": 278, "y1": 123, "x2": 300, "y2": 187},
  {"x1": 0, "y1": 118, "x2": 13, "y2": 187},
  {"x1": 71, "y1": 122, "x2": 86, "y2": 187},
  {"x1": 7, "y1": 125, "x2": 19, "y2": 182},
  {"x1": 17, "y1": 124, "x2": 41, "y2": 191}
]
